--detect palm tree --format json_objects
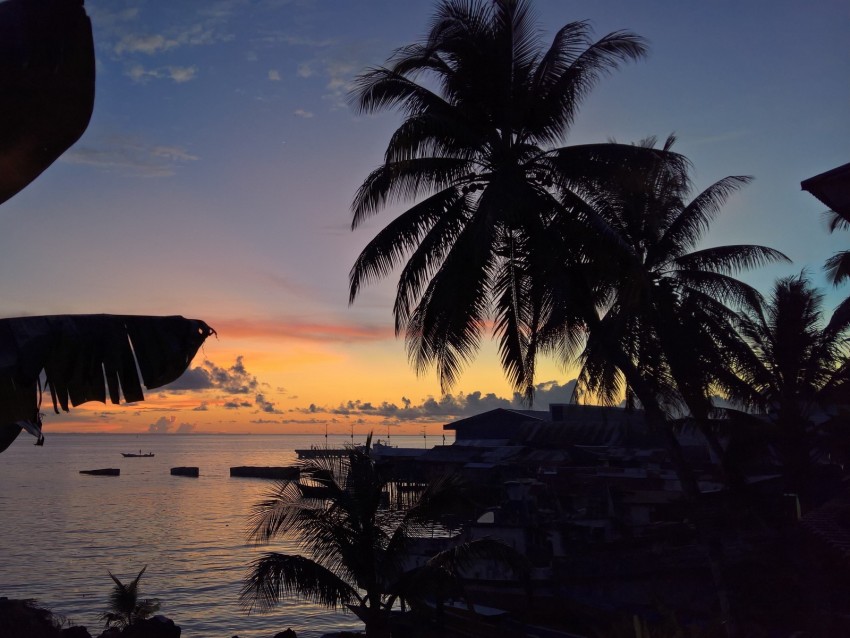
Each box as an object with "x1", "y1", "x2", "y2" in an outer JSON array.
[
  {"x1": 728, "y1": 274, "x2": 850, "y2": 503},
  {"x1": 536, "y1": 136, "x2": 787, "y2": 637},
  {"x1": 241, "y1": 438, "x2": 525, "y2": 638},
  {"x1": 348, "y1": 0, "x2": 676, "y2": 400},
  {"x1": 824, "y1": 208, "x2": 850, "y2": 327},
  {"x1": 556, "y1": 135, "x2": 786, "y2": 447},
  {"x1": 100, "y1": 565, "x2": 161, "y2": 630}
]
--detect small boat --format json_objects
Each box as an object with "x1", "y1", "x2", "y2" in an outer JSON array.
[{"x1": 122, "y1": 451, "x2": 155, "y2": 457}]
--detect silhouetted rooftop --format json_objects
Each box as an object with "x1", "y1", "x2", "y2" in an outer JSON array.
[{"x1": 801, "y1": 162, "x2": 850, "y2": 216}]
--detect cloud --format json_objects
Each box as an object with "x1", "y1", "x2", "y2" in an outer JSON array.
[
  {"x1": 268, "y1": 69, "x2": 281, "y2": 81},
  {"x1": 294, "y1": 380, "x2": 579, "y2": 424},
  {"x1": 125, "y1": 64, "x2": 198, "y2": 84},
  {"x1": 296, "y1": 62, "x2": 314, "y2": 78},
  {"x1": 116, "y1": 34, "x2": 179, "y2": 56},
  {"x1": 294, "y1": 109, "x2": 314, "y2": 118},
  {"x1": 166, "y1": 356, "x2": 259, "y2": 394},
  {"x1": 61, "y1": 135, "x2": 199, "y2": 177},
  {"x1": 112, "y1": 17, "x2": 236, "y2": 59},
  {"x1": 209, "y1": 318, "x2": 391, "y2": 343},
  {"x1": 176, "y1": 423, "x2": 196, "y2": 433},
  {"x1": 224, "y1": 400, "x2": 254, "y2": 409},
  {"x1": 256, "y1": 393, "x2": 282, "y2": 414},
  {"x1": 167, "y1": 66, "x2": 198, "y2": 83},
  {"x1": 149, "y1": 416, "x2": 176, "y2": 433},
  {"x1": 165, "y1": 356, "x2": 290, "y2": 414},
  {"x1": 294, "y1": 41, "x2": 387, "y2": 108},
  {"x1": 152, "y1": 146, "x2": 199, "y2": 162}
]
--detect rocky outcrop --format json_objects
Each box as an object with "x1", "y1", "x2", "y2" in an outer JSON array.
[
  {"x1": 95, "y1": 616, "x2": 180, "y2": 638},
  {"x1": 169, "y1": 467, "x2": 199, "y2": 477},
  {"x1": 229, "y1": 466, "x2": 299, "y2": 480}
]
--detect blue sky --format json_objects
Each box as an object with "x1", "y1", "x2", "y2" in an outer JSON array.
[{"x1": 0, "y1": 0, "x2": 847, "y2": 434}]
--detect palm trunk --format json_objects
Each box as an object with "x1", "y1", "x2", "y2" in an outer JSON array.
[
  {"x1": 363, "y1": 594, "x2": 391, "y2": 638},
  {"x1": 607, "y1": 350, "x2": 737, "y2": 638}
]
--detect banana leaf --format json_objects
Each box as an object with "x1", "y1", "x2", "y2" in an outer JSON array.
[{"x1": 0, "y1": 314, "x2": 216, "y2": 452}]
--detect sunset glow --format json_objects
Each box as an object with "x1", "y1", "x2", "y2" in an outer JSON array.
[{"x1": 1, "y1": 0, "x2": 846, "y2": 437}]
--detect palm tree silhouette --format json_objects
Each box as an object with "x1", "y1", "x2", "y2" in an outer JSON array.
[
  {"x1": 241, "y1": 437, "x2": 525, "y2": 638},
  {"x1": 99, "y1": 565, "x2": 161, "y2": 630},
  {"x1": 728, "y1": 274, "x2": 850, "y2": 504},
  {"x1": 348, "y1": 0, "x2": 668, "y2": 400},
  {"x1": 533, "y1": 135, "x2": 787, "y2": 636},
  {"x1": 562, "y1": 135, "x2": 787, "y2": 449},
  {"x1": 824, "y1": 208, "x2": 850, "y2": 327}
]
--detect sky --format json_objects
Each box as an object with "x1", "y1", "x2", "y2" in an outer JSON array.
[{"x1": 0, "y1": 0, "x2": 847, "y2": 436}]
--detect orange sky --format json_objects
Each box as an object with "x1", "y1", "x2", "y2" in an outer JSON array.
[
  {"x1": 3, "y1": 1, "x2": 847, "y2": 439},
  {"x1": 42, "y1": 317, "x2": 577, "y2": 436}
]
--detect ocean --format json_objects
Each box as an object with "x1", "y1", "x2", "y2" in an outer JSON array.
[{"x1": 0, "y1": 432, "x2": 445, "y2": 638}]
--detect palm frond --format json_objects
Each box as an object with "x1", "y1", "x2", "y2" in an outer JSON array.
[
  {"x1": 348, "y1": 187, "x2": 463, "y2": 305},
  {"x1": 824, "y1": 250, "x2": 850, "y2": 287},
  {"x1": 241, "y1": 553, "x2": 360, "y2": 614},
  {"x1": 392, "y1": 195, "x2": 475, "y2": 333},
  {"x1": 351, "y1": 158, "x2": 472, "y2": 227},
  {"x1": 673, "y1": 245, "x2": 789, "y2": 276},
  {"x1": 426, "y1": 537, "x2": 530, "y2": 578},
  {"x1": 656, "y1": 176, "x2": 752, "y2": 257},
  {"x1": 405, "y1": 201, "x2": 496, "y2": 391}
]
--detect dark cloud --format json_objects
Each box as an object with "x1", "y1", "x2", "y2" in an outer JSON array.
[
  {"x1": 256, "y1": 393, "x2": 281, "y2": 414},
  {"x1": 165, "y1": 356, "x2": 259, "y2": 394},
  {"x1": 166, "y1": 357, "x2": 288, "y2": 414},
  {"x1": 298, "y1": 379, "x2": 579, "y2": 424},
  {"x1": 148, "y1": 416, "x2": 175, "y2": 433},
  {"x1": 193, "y1": 401, "x2": 209, "y2": 411},
  {"x1": 176, "y1": 423, "x2": 196, "y2": 433},
  {"x1": 224, "y1": 400, "x2": 253, "y2": 409}
]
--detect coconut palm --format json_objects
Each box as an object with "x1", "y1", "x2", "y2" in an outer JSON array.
[
  {"x1": 824, "y1": 208, "x2": 850, "y2": 328},
  {"x1": 241, "y1": 438, "x2": 525, "y2": 638},
  {"x1": 558, "y1": 135, "x2": 786, "y2": 429},
  {"x1": 348, "y1": 0, "x2": 680, "y2": 400},
  {"x1": 727, "y1": 274, "x2": 850, "y2": 501},
  {"x1": 100, "y1": 565, "x2": 161, "y2": 630},
  {"x1": 535, "y1": 136, "x2": 787, "y2": 637}
]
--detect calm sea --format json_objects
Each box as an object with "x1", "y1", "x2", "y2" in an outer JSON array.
[{"x1": 0, "y1": 433, "x2": 446, "y2": 638}]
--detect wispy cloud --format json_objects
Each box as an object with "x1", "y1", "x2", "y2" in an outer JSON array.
[
  {"x1": 116, "y1": 34, "x2": 180, "y2": 56},
  {"x1": 126, "y1": 64, "x2": 198, "y2": 83},
  {"x1": 294, "y1": 108, "x2": 314, "y2": 118},
  {"x1": 95, "y1": 3, "x2": 238, "y2": 67},
  {"x1": 296, "y1": 62, "x2": 314, "y2": 78},
  {"x1": 268, "y1": 69, "x2": 281, "y2": 81},
  {"x1": 208, "y1": 318, "x2": 391, "y2": 343},
  {"x1": 61, "y1": 135, "x2": 199, "y2": 177}
]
